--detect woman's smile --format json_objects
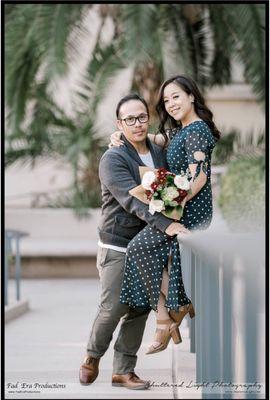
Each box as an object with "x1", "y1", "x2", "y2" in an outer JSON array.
[{"x1": 170, "y1": 107, "x2": 181, "y2": 114}]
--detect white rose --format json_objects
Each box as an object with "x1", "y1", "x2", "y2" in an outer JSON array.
[
  {"x1": 174, "y1": 175, "x2": 190, "y2": 190},
  {"x1": 161, "y1": 186, "x2": 179, "y2": 201},
  {"x1": 149, "y1": 199, "x2": 165, "y2": 215},
  {"x1": 141, "y1": 171, "x2": 156, "y2": 190}
]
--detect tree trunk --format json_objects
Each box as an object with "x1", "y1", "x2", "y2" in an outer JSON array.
[{"x1": 131, "y1": 61, "x2": 163, "y2": 126}]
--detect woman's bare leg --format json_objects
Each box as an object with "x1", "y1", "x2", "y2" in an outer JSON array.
[
  {"x1": 152, "y1": 268, "x2": 172, "y2": 347},
  {"x1": 160, "y1": 267, "x2": 169, "y2": 297}
]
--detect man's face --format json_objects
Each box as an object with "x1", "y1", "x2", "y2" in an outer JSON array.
[{"x1": 117, "y1": 100, "x2": 149, "y2": 145}]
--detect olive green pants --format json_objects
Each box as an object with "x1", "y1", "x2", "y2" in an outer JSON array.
[{"x1": 86, "y1": 247, "x2": 150, "y2": 375}]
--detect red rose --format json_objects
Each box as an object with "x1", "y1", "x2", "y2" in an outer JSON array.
[
  {"x1": 174, "y1": 189, "x2": 188, "y2": 203},
  {"x1": 156, "y1": 168, "x2": 168, "y2": 178},
  {"x1": 150, "y1": 182, "x2": 159, "y2": 191},
  {"x1": 145, "y1": 190, "x2": 153, "y2": 199}
]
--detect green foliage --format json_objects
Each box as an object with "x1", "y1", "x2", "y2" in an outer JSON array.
[
  {"x1": 46, "y1": 185, "x2": 102, "y2": 218},
  {"x1": 166, "y1": 175, "x2": 174, "y2": 184},
  {"x1": 208, "y1": 4, "x2": 234, "y2": 85},
  {"x1": 212, "y1": 129, "x2": 265, "y2": 165},
  {"x1": 227, "y1": 4, "x2": 265, "y2": 102},
  {"x1": 218, "y1": 155, "x2": 265, "y2": 232},
  {"x1": 119, "y1": 4, "x2": 161, "y2": 64},
  {"x1": 212, "y1": 131, "x2": 238, "y2": 165},
  {"x1": 5, "y1": 4, "x2": 86, "y2": 130},
  {"x1": 164, "y1": 206, "x2": 174, "y2": 216}
]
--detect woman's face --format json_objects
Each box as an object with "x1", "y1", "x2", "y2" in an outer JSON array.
[{"x1": 163, "y1": 82, "x2": 194, "y2": 123}]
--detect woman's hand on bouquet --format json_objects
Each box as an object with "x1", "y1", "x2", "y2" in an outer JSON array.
[
  {"x1": 108, "y1": 131, "x2": 124, "y2": 148},
  {"x1": 165, "y1": 222, "x2": 189, "y2": 237}
]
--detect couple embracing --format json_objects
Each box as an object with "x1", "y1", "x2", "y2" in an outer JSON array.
[{"x1": 79, "y1": 75, "x2": 220, "y2": 390}]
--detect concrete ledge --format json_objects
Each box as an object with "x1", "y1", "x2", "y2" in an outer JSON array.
[
  {"x1": 6, "y1": 208, "x2": 100, "y2": 257},
  {"x1": 5, "y1": 300, "x2": 30, "y2": 323},
  {"x1": 19, "y1": 239, "x2": 98, "y2": 257},
  {"x1": 9, "y1": 256, "x2": 99, "y2": 279}
]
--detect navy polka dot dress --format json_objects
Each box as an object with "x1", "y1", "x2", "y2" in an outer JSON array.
[{"x1": 120, "y1": 120, "x2": 216, "y2": 311}]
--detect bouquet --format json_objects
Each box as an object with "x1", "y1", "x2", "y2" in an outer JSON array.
[{"x1": 129, "y1": 166, "x2": 191, "y2": 220}]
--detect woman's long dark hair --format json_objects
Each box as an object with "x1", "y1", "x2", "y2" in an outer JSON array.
[{"x1": 156, "y1": 75, "x2": 221, "y2": 147}]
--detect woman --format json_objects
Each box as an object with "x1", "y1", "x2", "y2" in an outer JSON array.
[{"x1": 110, "y1": 75, "x2": 220, "y2": 354}]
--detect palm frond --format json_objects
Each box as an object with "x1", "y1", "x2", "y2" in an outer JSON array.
[
  {"x1": 162, "y1": 4, "x2": 196, "y2": 78},
  {"x1": 5, "y1": 5, "x2": 42, "y2": 129},
  {"x1": 119, "y1": 4, "x2": 161, "y2": 63},
  {"x1": 5, "y1": 4, "x2": 87, "y2": 129},
  {"x1": 227, "y1": 4, "x2": 265, "y2": 102},
  {"x1": 75, "y1": 39, "x2": 125, "y2": 115},
  {"x1": 5, "y1": 81, "x2": 75, "y2": 166},
  {"x1": 208, "y1": 4, "x2": 233, "y2": 86},
  {"x1": 35, "y1": 4, "x2": 85, "y2": 78}
]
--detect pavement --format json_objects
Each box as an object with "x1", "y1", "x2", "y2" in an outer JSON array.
[{"x1": 5, "y1": 279, "x2": 197, "y2": 399}]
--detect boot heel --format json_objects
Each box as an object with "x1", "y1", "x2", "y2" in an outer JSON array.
[
  {"x1": 188, "y1": 304, "x2": 195, "y2": 319},
  {"x1": 170, "y1": 326, "x2": 182, "y2": 344}
]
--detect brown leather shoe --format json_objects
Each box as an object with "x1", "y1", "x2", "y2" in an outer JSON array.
[
  {"x1": 112, "y1": 372, "x2": 150, "y2": 390},
  {"x1": 79, "y1": 355, "x2": 100, "y2": 385}
]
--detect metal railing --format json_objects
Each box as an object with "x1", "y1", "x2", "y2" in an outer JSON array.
[
  {"x1": 179, "y1": 229, "x2": 265, "y2": 398},
  {"x1": 5, "y1": 229, "x2": 29, "y2": 306}
]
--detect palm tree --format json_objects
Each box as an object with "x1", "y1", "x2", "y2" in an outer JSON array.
[
  {"x1": 5, "y1": 4, "x2": 125, "y2": 213},
  {"x1": 5, "y1": 3, "x2": 265, "y2": 212}
]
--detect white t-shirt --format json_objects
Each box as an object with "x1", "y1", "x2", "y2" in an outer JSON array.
[
  {"x1": 99, "y1": 151, "x2": 155, "y2": 253},
  {"x1": 138, "y1": 151, "x2": 155, "y2": 168}
]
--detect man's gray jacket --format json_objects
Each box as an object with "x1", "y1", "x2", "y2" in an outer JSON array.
[{"x1": 98, "y1": 134, "x2": 172, "y2": 247}]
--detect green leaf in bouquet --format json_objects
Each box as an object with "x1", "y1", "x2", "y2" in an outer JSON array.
[
  {"x1": 164, "y1": 206, "x2": 174, "y2": 216},
  {"x1": 166, "y1": 175, "x2": 174, "y2": 184},
  {"x1": 160, "y1": 189, "x2": 166, "y2": 197},
  {"x1": 163, "y1": 204, "x2": 183, "y2": 220},
  {"x1": 176, "y1": 205, "x2": 183, "y2": 213},
  {"x1": 175, "y1": 205, "x2": 183, "y2": 218},
  {"x1": 168, "y1": 200, "x2": 178, "y2": 207}
]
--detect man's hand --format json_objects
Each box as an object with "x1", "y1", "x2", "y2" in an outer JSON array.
[
  {"x1": 108, "y1": 131, "x2": 124, "y2": 148},
  {"x1": 165, "y1": 222, "x2": 189, "y2": 236}
]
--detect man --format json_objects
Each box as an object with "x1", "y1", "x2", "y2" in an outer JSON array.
[{"x1": 79, "y1": 94, "x2": 187, "y2": 390}]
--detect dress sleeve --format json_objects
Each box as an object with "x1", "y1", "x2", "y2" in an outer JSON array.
[{"x1": 185, "y1": 129, "x2": 209, "y2": 178}]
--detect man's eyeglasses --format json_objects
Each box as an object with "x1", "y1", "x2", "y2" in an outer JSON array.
[{"x1": 120, "y1": 114, "x2": 149, "y2": 126}]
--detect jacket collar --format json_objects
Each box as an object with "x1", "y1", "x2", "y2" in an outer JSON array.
[{"x1": 120, "y1": 133, "x2": 162, "y2": 168}]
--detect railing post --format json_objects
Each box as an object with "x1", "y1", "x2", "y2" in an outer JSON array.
[
  {"x1": 221, "y1": 255, "x2": 233, "y2": 383},
  {"x1": 244, "y1": 257, "x2": 261, "y2": 392},
  {"x1": 204, "y1": 258, "x2": 222, "y2": 380},
  {"x1": 190, "y1": 250, "x2": 196, "y2": 353},
  {"x1": 195, "y1": 253, "x2": 203, "y2": 383},
  {"x1": 4, "y1": 229, "x2": 28, "y2": 307}
]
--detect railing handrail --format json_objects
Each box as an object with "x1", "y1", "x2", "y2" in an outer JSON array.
[
  {"x1": 5, "y1": 229, "x2": 29, "y2": 238},
  {"x1": 179, "y1": 229, "x2": 265, "y2": 265}
]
